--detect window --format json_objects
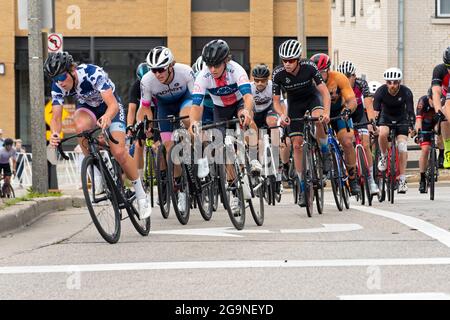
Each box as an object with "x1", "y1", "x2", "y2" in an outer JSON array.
[
  {"x1": 437, "y1": 0, "x2": 450, "y2": 17},
  {"x1": 341, "y1": 0, "x2": 345, "y2": 16},
  {"x1": 306, "y1": 37, "x2": 329, "y2": 58},
  {"x1": 192, "y1": 0, "x2": 249, "y2": 12},
  {"x1": 351, "y1": 0, "x2": 356, "y2": 17},
  {"x1": 192, "y1": 37, "x2": 250, "y2": 74}
]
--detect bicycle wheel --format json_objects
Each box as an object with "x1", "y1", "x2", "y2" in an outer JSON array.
[
  {"x1": 196, "y1": 167, "x2": 214, "y2": 221},
  {"x1": 155, "y1": 144, "x2": 171, "y2": 218},
  {"x1": 329, "y1": 147, "x2": 343, "y2": 211},
  {"x1": 429, "y1": 147, "x2": 436, "y2": 201},
  {"x1": 143, "y1": 145, "x2": 155, "y2": 208},
  {"x1": 357, "y1": 146, "x2": 371, "y2": 206},
  {"x1": 389, "y1": 146, "x2": 396, "y2": 204},
  {"x1": 167, "y1": 146, "x2": 191, "y2": 225},
  {"x1": 313, "y1": 145, "x2": 324, "y2": 214},
  {"x1": 3, "y1": 183, "x2": 15, "y2": 198},
  {"x1": 246, "y1": 157, "x2": 265, "y2": 226},
  {"x1": 302, "y1": 142, "x2": 314, "y2": 217},
  {"x1": 218, "y1": 162, "x2": 245, "y2": 230},
  {"x1": 81, "y1": 155, "x2": 121, "y2": 244},
  {"x1": 374, "y1": 147, "x2": 386, "y2": 202},
  {"x1": 211, "y1": 163, "x2": 220, "y2": 212},
  {"x1": 337, "y1": 150, "x2": 350, "y2": 209}
]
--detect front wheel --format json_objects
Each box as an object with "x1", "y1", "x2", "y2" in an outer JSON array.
[{"x1": 218, "y1": 162, "x2": 245, "y2": 230}]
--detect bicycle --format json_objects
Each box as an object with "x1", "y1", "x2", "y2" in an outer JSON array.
[
  {"x1": 326, "y1": 116, "x2": 351, "y2": 211},
  {"x1": 200, "y1": 117, "x2": 265, "y2": 229},
  {"x1": 353, "y1": 121, "x2": 377, "y2": 206},
  {"x1": 58, "y1": 127, "x2": 151, "y2": 244},
  {"x1": 379, "y1": 121, "x2": 412, "y2": 204},
  {"x1": 290, "y1": 112, "x2": 324, "y2": 217},
  {"x1": 164, "y1": 115, "x2": 215, "y2": 225},
  {"x1": 0, "y1": 175, "x2": 15, "y2": 199},
  {"x1": 415, "y1": 119, "x2": 442, "y2": 200}
]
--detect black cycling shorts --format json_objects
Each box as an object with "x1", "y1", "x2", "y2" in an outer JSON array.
[
  {"x1": 213, "y1": 100, "x2": 245, "y2": 137},
  {"x1": 378, "y1": 112, "x2": 409, "y2": 136},
  {"x1": 287, "y1": 93, "x2": 323, "y2": 138},
  {"x1": 0, "y1": 163, "x2": 12, "y2": 177}
]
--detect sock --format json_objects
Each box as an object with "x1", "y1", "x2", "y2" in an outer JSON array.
[
  {"x1": 445, "y1": 139, "x2": 450, "y2": 154},
  {"x1": 439, "y1": 149, "x2": 444, "y2": 157},
  {"x1": 369, "y1": 166, "x2": 374, "y2": 179},
  {"x1": 420, "y1": 172, "x2": 426, "y2": 181},
  {"x1": 399, "y1": 175, "x2": 406, "y2": 182},
  {"x1": 320, "y1": 138, "x2": 329, "y2": 153},
  {"x1": 132, "y1": 178, "x2": 146, "y2": 200}
]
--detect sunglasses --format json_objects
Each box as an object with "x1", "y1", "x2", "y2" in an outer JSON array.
[
  {"x1": 151, "y1": 67, "x2": 168, "y2": 74},
  {"x1": 387, "y1": 80, "x2": 400, "y2": 85},
  {"x1": 282, "y1": 59, "x2": 297, "y2": 64},
  {"x1": 254, "y1": 78, "x2": 268, "y2": 83},
  {"x1": 206, "y1": 62, "x2": 224, "y2": 69},
  {"x1": 53, "y1": 72, "x2": 68, "y2": 82}
]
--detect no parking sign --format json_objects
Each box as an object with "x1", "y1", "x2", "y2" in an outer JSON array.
[{"x1": 48, "y1": 33, "x2": 63, "y2": 53}]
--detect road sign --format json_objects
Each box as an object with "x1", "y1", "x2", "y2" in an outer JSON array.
[
  {"x1": 48, "y1": 33, "x2": 63, "y2": 53},
  {"x1": 18, "y1": 0, "x2": 54, "y2": 30}
]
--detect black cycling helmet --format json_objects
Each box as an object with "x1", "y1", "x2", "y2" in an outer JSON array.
[
  {"x1": 136, "y1": 62, "x2": 150, "y2": 80},
  {"x1": 44, "y1": 51, "x2": 74, "y2": 78},
  {"x1": 444, "y1": 46, "x2": 450, "y2": 65},
  {"x1": 252, "y1": 64, "x2": 270, "y2": 78},
  {"x1": 202, "y1": 39, "x2": 230, "y2": 66},
  {"x1": 3, "y1": 138, "x2": 13, "y2": 146}
]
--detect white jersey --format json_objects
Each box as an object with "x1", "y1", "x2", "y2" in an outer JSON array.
[
  {"x1": 51, "y1": 64, "x2": 115, "y2": 108},
  {"x1": 192, "y1": 60, "x2": 252, "y2": 108},
  {"x1": 251, "y1": 80, "x2": 274, "y2": 113},
  {"x1": 140, "y1": 63, "x2": 195, "y2": 107}
]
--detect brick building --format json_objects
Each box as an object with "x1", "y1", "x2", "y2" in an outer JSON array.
[
  {"x1": 0, "y1": 0, "x2": 330, "y2": 146},
  {"x1": 331, "y1": 0, "x2": 450, "y2": 98}
]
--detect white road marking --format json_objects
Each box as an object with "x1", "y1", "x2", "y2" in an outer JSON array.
[
  {"x1": 338, "y1": 292, "x2": 450, "y2": 300},
  {"x1": 350, "y1": 204, "x2": 450, "y2": 248},
  {"x1": 1, "y1": 257, "x2": 450, "y2": 275},
  {"x1": 280, "y1": 224, "x2": 363, "y2": 233}
]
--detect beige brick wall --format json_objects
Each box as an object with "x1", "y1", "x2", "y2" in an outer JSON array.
[{"x1": 0, "y1": 0, "x2": 15, "y2": 138}]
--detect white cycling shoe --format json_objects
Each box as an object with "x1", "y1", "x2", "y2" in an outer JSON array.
[{"x1": 137, "y1": 198, "x2": 151, "y2": 220}]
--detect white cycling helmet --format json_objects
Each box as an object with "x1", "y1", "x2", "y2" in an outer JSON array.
[
  {"x1": 337, "y1": 60, "x2": 356, "y2": 75},
  {"x1": 279, "y1": 39, "x2": 302, "y2": 60},
  {"x1": 368, "y1": 81, "x2": 382, "y2": 94},
  {"x1": 192, "y1": 56, "x2": 206, "y2": 74},
  {"x1": 383, "y1": 67, "x2": 403, "y2": 81},
  {"x1": 146, "y1": 46, "x2": 174, "y2": 69}
]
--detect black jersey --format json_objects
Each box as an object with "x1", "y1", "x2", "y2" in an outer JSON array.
[
  {"x1": 431, "y1": 63, "x2": 450, "y2": 97},
  {"x1": 128, "y1": 79, "x2": 141, "y2": 106},
  {"x1": 272, "y1": 59, "x2": 324, "y2": 101},
  {"x1": 373, "y1": 84, "x2": 415, "y2": 123},
  {"x1": 416, "y1": 95, "x2": 436, "y2": 128}
]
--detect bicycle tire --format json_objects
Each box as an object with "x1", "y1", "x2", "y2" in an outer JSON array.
[
  {"x1": 330, "y1": 148, "x2": 343, "y2": 211},
  {"x1": 211, "y1": 163, "x2": 220, "y2": 212},
  {"x1": 357, "y1": 146, "x2": 371, "y2": 206},
  {"x1": 389, "y1": 145, "x2": 396, "y2": 204},
  {"x1": 143, "y1": 145, "x2": 155, "y2": 208},
  {"x1": 338, "y1": 151, "x2": 350, "y2": 209},
  {"x1": 313, "y1": 145, "x2": 324, "y2": 214},
  {"x1": 155, "y1": 144, "x2": 171, "y2": 219},
  {"x1": 429, "y1": 147, "x2": 436, "y2": 201},
  {"x1": 246, "y1": 156, "x2": 265, "y2": 226},
  {"x1": 196, "y1": 169, "x2": 214, "y2": 221},
  {"x1": 3, "y1": 183, "x2": 15, "y2": 198},
  {"x1": 218, "y1": 162, "x2": 246, "y2": 230},
  {"x1": 374, "y1": 147, "x2": 386, "y2": 202},
  {"x1": 303, "y1": 142, "x2": 314, "y2": 218},
  {"x1": 81, "y1": 155, "x2": 121, "y2": 244},
  {"x1": 167, "y1": 145, "x2": 191, "y2": 225}
]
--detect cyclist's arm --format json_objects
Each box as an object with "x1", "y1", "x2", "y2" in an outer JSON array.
[
  {"x1": 406, "y1": 89, "x2": 415, "y2": 127},
  {"x1": 432, "y1": 85, "x2": 443, "y2": 113},
  {"x1": 127, "y1": 103, "x2": 137, "y2": 127},
  {"x1": 338, "y1": 73, "x2": 357, "y2": 113},
  {"x1": 242, "y1": 93, "x2": 255, "y2": 116},
  {"x1": 364, "y1": 97, "x2": 376, "y2": 121},
  {"x1": 101, "y1": 89, "x2": 119, "y2": 120},
  {"x1": 317, "y1": 83, "x2": 331, "y2": 116},
  {"x1": 50, "y1": 105, "x2": 63, "y2": 135},
  {"x1": 415, "y1": 98, "x2": 424, "y2": 131},
  {"x1": 273, "y1": 95, "x2": 285, "y2": 116},
  {"x1": 11, "y1": 157, "x2": 17, "y2": 173}
]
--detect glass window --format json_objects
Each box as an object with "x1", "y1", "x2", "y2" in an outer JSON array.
[
  {"x1": 438, "y1": 0, "x2": 450, "y2": 17},
  {"x1": 192, "y1": 0, "x2": 249, "y2": 12}
]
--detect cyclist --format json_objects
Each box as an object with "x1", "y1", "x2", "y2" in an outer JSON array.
[
  {"x1": 44, "y1": 51, "x2": 151, "y2": 219},
  {"x1": 431, "y1": 46, "x2": 450, "y2": 168},
  {"x1": 311, "y1": 53, "x2": 360, "y2": 196},
  {"x1": 139, "y1": 46, "x2": 195, "y2": 210},
  {"x1": 337, "y1": 60, "x2": 379, "y2": 195},
  {"x1": 189, "y1": 39, "x2": 258, "y2": 213},
  {"x1": 192, "y1": 56, "x2": 214, "y2": 126},
  {"x1": 272, "y1": 40, "x2": 331, "y2": 207},
  {"x1": 375, "y1": 67, "x2": 415, "y2": 194},
  {"x1": 127, "y1": 62, "x2": 151, "y2": 168},
  {"x1": 0, "y1": 138, "x2": 17, "y2": 196},
  {"x1": 416, "y1": 88, "x2": 443, "y2": 193}
]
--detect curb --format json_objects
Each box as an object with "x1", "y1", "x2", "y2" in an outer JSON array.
[{"x1": 0, "y1": 195, "x2": 86, "y2": 236}]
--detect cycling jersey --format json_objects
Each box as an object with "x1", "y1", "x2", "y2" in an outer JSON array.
[
  {"x1": 50, "y1": 64, "x2": 125, "y2": 133},
  {"x1": 0, "y1": 147, "x2": 16, "y2": 164},
  {"x1": 353, "y1": 78, "x2": 372, "y2": 106},
  {"x1": 416, "y1": 95, "x2": 436, "y2": 129},
  {"x1": 272, "y1": 59, "x2": 324, "y2": 101},
  {"x1": 327, "y1": 71, "x2": 356, "y2": 113},
  {"x1": 192, "y1": 60, "x2": 252, "y2": 107},
  {"x1": 51, "y1": 64, "x2": 115, "y2": 108},
  {"x1": 431, "y1": 63, "x2": 450, "y2": 97},
  {"x1": 140, "y1": 63, "x2": 194, "y2": 107},
  {"x1": 252, "y1": 80, "x2": 273, "y2": 113}
]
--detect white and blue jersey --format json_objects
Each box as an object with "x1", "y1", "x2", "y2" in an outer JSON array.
[
  {"x1": 194, "y1": 67, "x2": 214, "y2": 125},
  {"x1": 192, "y1": 60, "x2": 252, "y2": 108},
  {"x1": 50, "y1": 64, "x2": 126, "y2": 132},
  {"x1": 140, "y1": 63, "x2": 194, "y2": 132}
]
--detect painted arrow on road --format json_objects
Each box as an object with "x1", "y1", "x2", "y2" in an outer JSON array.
[
  {"x1": 280, "y1": 224, "x2": 363, "y2": 234},
  {"x1": 152, "y1": 224, "x2": 363, "y2": 238}
]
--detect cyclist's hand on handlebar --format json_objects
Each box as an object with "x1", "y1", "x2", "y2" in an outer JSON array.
[
  {"x1": 50, "y1": 132, "x2": 60, "y2": 148},
  {"x1": 341, "y1": 108, "x2": 352, "y2": 120},
  {"x1": 433, "y1": 110, "x2": 446, "y2": 123},
  {"x1": 189, "y1": 121, "x2": 200, "y2": 136},
  {"x1": 126, "y1": 125, "x2": 134, "y2": 138},
  {"x1": 320, "y1": 114, "x2": 330, "y2": 125},
  {"x1": 239, "y1": 109, "x2": 252, "y2": 127},
  {"x1": 97, "y1": 114, "x2": 112, "y2": 130}
]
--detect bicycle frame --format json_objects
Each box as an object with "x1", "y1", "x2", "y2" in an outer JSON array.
[{"x1": 327, "y1": 126, "x2": 347, "y2": 187}]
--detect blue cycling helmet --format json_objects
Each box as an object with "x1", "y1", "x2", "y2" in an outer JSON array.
[{"x1": 136, "y1": 62, "x2": 150, "y2": 80}]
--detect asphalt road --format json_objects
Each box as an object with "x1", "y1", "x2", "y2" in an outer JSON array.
[{"x1": 1, "y1": 183, "x2": 450, "y2": 301}]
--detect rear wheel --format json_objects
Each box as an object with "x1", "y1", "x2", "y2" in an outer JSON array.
[
  {"x1": 313, "y1": 145, "x2": 324, "y2": 214},
  {"x1": 246, "y1": 158, "x2": 265, "y2": 226},
  {"x1": 168, "y1": 146, "x2": 191, "y2": 225},
  {"x1": 389, "y1": 146, "x2": 396, "y2": 204},
  {"x1": 218, "y1": 162, "x2": 245, "y2": 230},
  {"x1": 429, "y1": 147, "x2": 436, "y2": 201}
]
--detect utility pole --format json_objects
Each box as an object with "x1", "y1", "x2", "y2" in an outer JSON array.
[
  {"x1": 28, "y1": 0, "x2": 49, "y2": 193},
  {"x1": 297, "y1": 0, "x2": 307, "y2": 58}
]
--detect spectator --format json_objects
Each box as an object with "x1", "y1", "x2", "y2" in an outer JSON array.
[{"x1": 14, "y1": 139, "x2": 26, "y2": 188}]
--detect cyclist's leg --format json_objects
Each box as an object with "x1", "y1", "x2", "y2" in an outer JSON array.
[
  {"x1": 135, "y1": 105, "x2": 153, "y2": 176},
  {"x1": 336, "y1": 120, "x2": 360, "y2": 194},
  {"x1": 396, "y1": 120, "x2": 409, "y2": 190},
  {"x1": 73, "y1": 107, "x2": 98, "y2": 156}
]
